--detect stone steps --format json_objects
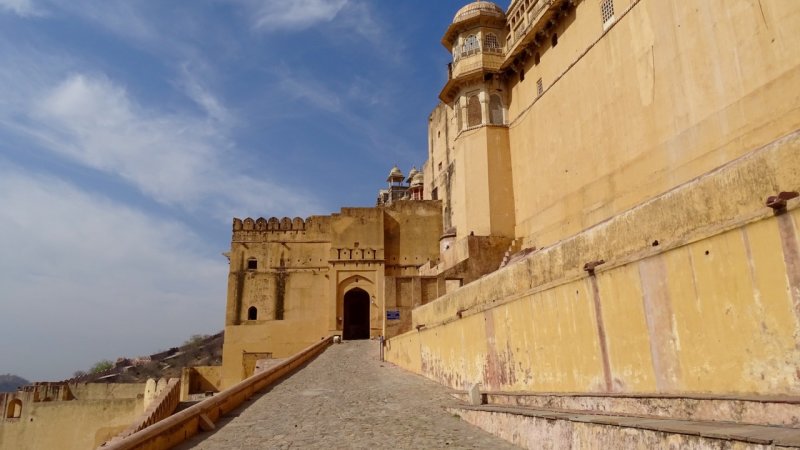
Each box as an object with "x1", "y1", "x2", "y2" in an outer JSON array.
[
  {"x1": 497, "y1": 239, "x2": 523, "y2": 269},
  {"x1": 449, "y1": 391, "x2": 800, "y2": 449}
]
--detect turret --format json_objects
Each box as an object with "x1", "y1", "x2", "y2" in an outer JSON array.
[{"x1": 441, "y1": 1, "x2": 508, "y2": 129}]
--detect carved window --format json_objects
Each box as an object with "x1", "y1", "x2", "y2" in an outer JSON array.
[
  {"x1": 247, "y1": 258, "x2": 257, "y2": 270},
  {"x1": 489, "y1": 94, "x2": 504, "y2": 125},
  {"x1": 483, "y1": 33, "x2": 500, "y2": 53},
  {"x1": 601, "y1": 0, "x2": 615, "y2": 28},
  {"x1": 467, "y1": 95, "x2": 482, "y2": 127},
  {"x1": 537, "y1": 78, "x2": 544, "y2": 96},
  {"x1": 462, "y1": 34, "x2": 479, "y2": 56},
  {"x1": 551, "y1": 33, "x2": 558, "y2": 47},
  {"x1": 247, "y1": 306, "x2": 258, "y2": 321}
]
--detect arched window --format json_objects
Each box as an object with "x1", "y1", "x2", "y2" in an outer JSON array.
[
  {"x1": 484, "y1": 33, "x2": 500, "y2": 53},
  {"x1": 462, "y1": 35, "x2": 479, "y2": 56},
  {"x1": 6, "y1": 399, "x2": 22, "y2": 419},
  {"x1": 489, "y1": 94, "x2": 504, "y2": 125},
  {"x1": 467, "y1": 95, "x2": 482, "y2": 127},
  {"x1": 247, "y1": 306, "x2": 258, "y2": 321}
]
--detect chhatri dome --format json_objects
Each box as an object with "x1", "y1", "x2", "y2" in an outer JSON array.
[
  {"x1": 386, "y1": 165, "x2": 405, "y2": 183},
  {"x1": 410, "y1": 171, "x2": 424, "y2": 187},
  {"x1": 452, "y1": 1, "x2": 505, "y2": 24},
  {"x1": 406, "y1": 166, "x2": 419, "y2": 183}
]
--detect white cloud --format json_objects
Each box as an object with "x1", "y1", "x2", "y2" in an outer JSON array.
[
  {"x1": 0, "y1": 0, "x2": 43, "y2": 17},
  {"x1": 247, "y1": 0, "x2": 348, "y2": 31},
  {"x1": 19, "y1": 73, "x2": 320, "y2": 219},
  {"x1": 0, "y1": 167, "x2": 228, "y2": 380}
]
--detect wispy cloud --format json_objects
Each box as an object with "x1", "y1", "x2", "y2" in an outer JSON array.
[
  {"x1": 269, "y1": 66, "x2": 416, "y2": 163},
  {"x1": 48, "y1": 0, "x2": 158, "y2": 45},
  {"x1": 0, "y1": 0, "x2": 44, "y2": 17},
  {"x1": 0, "y1": 166, "x2": 227, "y2": 380},
  {"x1": 1, "y1": 69, "x2": 321, "y2": 219},
  {"x1": 245, "y1": 0, "x2": 348, "y2": 31},
  {"x1": 178, "y1": 62, "x2": 234, "y2": 124}
]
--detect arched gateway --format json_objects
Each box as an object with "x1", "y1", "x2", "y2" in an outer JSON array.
[{"x1": 342, "y1": 288, "x2": 370, "y2": 340}]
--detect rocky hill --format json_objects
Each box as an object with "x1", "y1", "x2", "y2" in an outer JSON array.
[
  {"x1": 0, "y1": 374, "x2": 30, "y2": 392},
  {"x1": 65, "y1": 332, "x2": 224, "y2": 384}
]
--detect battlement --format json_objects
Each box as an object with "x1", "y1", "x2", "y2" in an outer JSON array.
[{"x1": 233, "y1": 216, "x2": 310, "y2": 232}]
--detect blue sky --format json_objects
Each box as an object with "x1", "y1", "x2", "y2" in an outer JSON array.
[{"x1": 0, "y1": 0, "x2": 507, "y2": 381}]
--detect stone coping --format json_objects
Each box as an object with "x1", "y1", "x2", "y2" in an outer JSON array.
[
  {"x1": 451, "y1": 404, "x2": 800, "y2": 447},
  {"x1": 451, "y1": 390, "x2": 800, "y2": 404}
]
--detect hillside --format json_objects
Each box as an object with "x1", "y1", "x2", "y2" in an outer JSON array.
[
  {"x1": 66, "y1": 332, "x2": 224, "y2": 384},
  {"x1": 0, "y1": 374, "x2": 30, "y2": 392}
]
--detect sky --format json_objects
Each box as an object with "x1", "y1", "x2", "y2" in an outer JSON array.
[{"x1": 0, "y1": 0, "x2": 507, "y2": 381}]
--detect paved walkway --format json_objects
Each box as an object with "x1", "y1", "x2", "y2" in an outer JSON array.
[{"x1": 177, "y1": 340, "x2": 519, "y2": 449}]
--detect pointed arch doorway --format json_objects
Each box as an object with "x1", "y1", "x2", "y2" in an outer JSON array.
[{"x1": 343, "y1": 288, "x2": 370, "y2": 340}]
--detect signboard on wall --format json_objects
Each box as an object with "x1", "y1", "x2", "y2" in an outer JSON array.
[{"x1": 386, "y1": 310, "x2": 400, "y2": 320}]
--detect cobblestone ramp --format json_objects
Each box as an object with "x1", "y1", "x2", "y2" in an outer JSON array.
[{"x1": 177, "y1": 340, "x2": 519, "y2": 449}]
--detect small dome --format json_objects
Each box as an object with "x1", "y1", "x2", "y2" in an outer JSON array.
[
  {"x1": 406, "y1": 166, "x2": 419, "y2": 183},
  {"x1": 453, "y1": 1, "x2": 505, "y2": 24},
  {"x1": 410, "y1": 172, "x2": 424, "y2": 187},
  {"x1": 387, "y1": 165, "x2": 405, "y2": 182}
]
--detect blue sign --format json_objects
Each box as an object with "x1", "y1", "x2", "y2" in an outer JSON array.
[{"x1": 386, "y1": 310, "x2": 400, "y2": 320}]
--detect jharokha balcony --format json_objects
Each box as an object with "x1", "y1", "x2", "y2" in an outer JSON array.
[{"x1": 449, "y1": 45, "x2": 505, "y2": 80}]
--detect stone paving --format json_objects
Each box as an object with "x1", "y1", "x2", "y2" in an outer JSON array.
[{"x1": 177, "y1": 340, "x2": 519, "y2": 449}]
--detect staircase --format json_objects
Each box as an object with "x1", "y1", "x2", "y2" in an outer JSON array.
[
  {"x1": 497, "y1": 239, "x2": 536, "y2": 270},
  {"x1": 449, "y1": 391, "x2": 800, "y2": 449}
]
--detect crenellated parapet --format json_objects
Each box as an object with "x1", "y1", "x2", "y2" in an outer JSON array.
[
  {"x1": 329, "y1": 247, "x2": 384, "y2": 263},
  {"x1": 233, "y1": 217, "x2": 310, "y2": 232}
]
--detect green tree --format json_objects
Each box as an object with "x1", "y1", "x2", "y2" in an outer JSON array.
[
  {"x1": 183, "y1": 334, "x2": 210, "y2": 347},
  {"x1": 90, "y1": 360, "x2": 114, "y2": 374}
]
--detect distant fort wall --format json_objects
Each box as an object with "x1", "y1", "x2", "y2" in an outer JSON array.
[{"x1": 0, "y1": 383, "x2": 145, "y2": 450}]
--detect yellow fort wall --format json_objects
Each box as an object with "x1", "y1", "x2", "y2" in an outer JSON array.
[
  {"x1": 507, "y1": 0, "x2": 800, "y2": 248},
  {"x1": 0, "y1": 384, "x2": 145, "y2": 450},
  {"x1": 386, "y1": 129, "x2": 800, "y2": 395}
]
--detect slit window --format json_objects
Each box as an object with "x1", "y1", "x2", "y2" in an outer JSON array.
[
  {"x1": 467, "y1": 95, "x2": 482, "y2": 127},
  {"x1": 537, "y1": 78, "x2": 544, "y2": 96},
  {"x1": 489, "y1": 94, "x2": 504, "y2": 125}
]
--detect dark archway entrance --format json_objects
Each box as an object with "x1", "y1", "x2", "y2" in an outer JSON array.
[{"x1": 343, "y1": 288, "x2": 370, "y2": 340}]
